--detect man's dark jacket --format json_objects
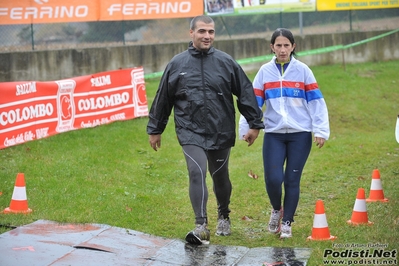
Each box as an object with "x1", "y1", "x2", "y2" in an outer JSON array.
[{"x1": 147, "y1": 42, "x2": 264, "y2": 150}]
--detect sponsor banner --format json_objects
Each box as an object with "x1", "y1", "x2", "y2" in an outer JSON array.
[
  {"x1": 205, "y1": 0, "x2": 316, "y2": 15},
  {"x1": 99, "y1": 0, "x2": 203, "y2": 21},
  {"x1": 0, "y1": 67, "x2": 149, "y2": 150},
  {"x1": 0, "y1": 0, "x2": 203, "y2": 25},
  {"x1": 317, "y1": 0, "x2": 399, "y2": 11}
]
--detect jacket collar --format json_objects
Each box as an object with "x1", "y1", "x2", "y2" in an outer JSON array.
[
  {"x1": 188, "y1": 41, "x2": 214, "y2": 56},
  {"x1": 272, "y1": 55, "x2": 297, "y2": 64}
]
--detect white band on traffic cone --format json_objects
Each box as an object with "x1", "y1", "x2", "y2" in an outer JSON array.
[
  {"x1": 313, "y1": 214, "x2": 329, "y2": 228},
  {"x1": 370, "y1": 179, "x2": 382, "y2": 190},
  {"x1": 353, "y1": 199, "x2": 367, "y2": 212},
  {"x1": 11, "y1": 187, "x2": 28, "y2": 201}
]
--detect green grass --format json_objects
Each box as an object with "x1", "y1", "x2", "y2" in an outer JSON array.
[{"x1": 1, "y1": 60, "x2": 399, "y2": 265}]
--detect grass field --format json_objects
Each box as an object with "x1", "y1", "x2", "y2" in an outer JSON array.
[{"x1": 1, "y1": 60, "x2": 399, "y2": 265}]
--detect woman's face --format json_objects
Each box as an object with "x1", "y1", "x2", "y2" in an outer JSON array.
[{"x1": 270, "y1": 36, "x2": 296, "y2": 63}]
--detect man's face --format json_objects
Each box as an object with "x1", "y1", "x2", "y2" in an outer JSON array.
[{"x1": 190, "y1": 21, "x2": 215, "y2": 52}]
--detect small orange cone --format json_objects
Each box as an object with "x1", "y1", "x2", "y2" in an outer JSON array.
[
  {"x1": 307, "y1": 200, "x2": 336, "y2": 241},
  {"x1": 3, "y1": 173, "x2": 32, "y2": 214},
  {"x1": 366, "y1": 169, "x2": 388, "y2": 202},
  {"x1": 347, "y1": 188, "x2": 373, "y2": 225}
]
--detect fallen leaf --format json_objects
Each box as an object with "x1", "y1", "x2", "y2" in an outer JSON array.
[
  {"x1": 248, "y1": 170, "x2": 258, "y2": 179},
  {"x1": 241, "y1": 215, "x2": 253, "y2": 221},
  {"x1": 125, "y1": 205, "x2": 132, "y2": 211}
]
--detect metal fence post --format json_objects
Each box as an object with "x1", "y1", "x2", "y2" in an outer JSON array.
[{"x1": 31, "y1": 24, "x2": 35, "y2": 51}]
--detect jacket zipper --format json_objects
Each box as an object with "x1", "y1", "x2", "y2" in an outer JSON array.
[
  {"x1": 278, "y1": 62, "x2": 289, "y2": 133},
  {"x1": 201, "y1": 52, "x2": 208, "y2": 147}
]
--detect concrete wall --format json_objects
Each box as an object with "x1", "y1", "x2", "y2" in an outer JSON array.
[{"x1": 1, "y1": 30, "x2": 398, "y2": 82}]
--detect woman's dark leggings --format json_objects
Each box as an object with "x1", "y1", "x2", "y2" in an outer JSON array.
[
  {"x1": 182, "y1": 145, "x2": 232, "y2": 225},
  {"x1": 263, "y1": 132, "x2": 312, "y2": 224}
]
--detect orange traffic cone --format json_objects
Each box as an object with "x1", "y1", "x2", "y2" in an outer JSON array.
[
  {"x1": 3, "y1": 173, "x2": 32, "y2": 214},
  {"x1": 366, "y1": 169, "x2": 388, "y2": 202},
  {"x1": 347, "y1": 188, "x2": 372, "y2": 225},
  {"x1": 307, "y1": 200, "x2": 336, "y2": 241}
]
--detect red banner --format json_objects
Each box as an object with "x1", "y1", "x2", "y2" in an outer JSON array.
[{"x1": 0, "y1": 67, "x2": 148, "y2": 149}]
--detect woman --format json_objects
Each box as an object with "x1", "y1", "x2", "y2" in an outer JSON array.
[{"x1": 239, "y1": 28, "x2": 330, "y2": 238}]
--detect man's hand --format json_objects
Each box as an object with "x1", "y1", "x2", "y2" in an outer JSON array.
[
  {"x1": 149, "y1": 134, "x2": 161, "y2": 151},
  {"x1": 243, "y1": 129, "x2": 260, "y2": 146}
]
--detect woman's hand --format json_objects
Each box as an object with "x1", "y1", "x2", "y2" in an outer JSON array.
[{"x1": 314, "y1": 137, "x2": 325, "y2": 148}]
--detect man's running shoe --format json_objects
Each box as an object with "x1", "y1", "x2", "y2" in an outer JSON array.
[
  {"x1": 215, "y1": 216, "x2": 231, "y2": 236},
  {"x1": 185, "y1": 223, "x2": 210, "y2": 245}
]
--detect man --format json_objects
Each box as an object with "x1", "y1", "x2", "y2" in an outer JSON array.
[{"x1": 146, "y1": 15, "x2": 264, "y2": 245}]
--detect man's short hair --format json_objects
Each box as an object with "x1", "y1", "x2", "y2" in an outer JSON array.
[{"x1": 190, "y1": 15, "x2": 214, "y2": 30}]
